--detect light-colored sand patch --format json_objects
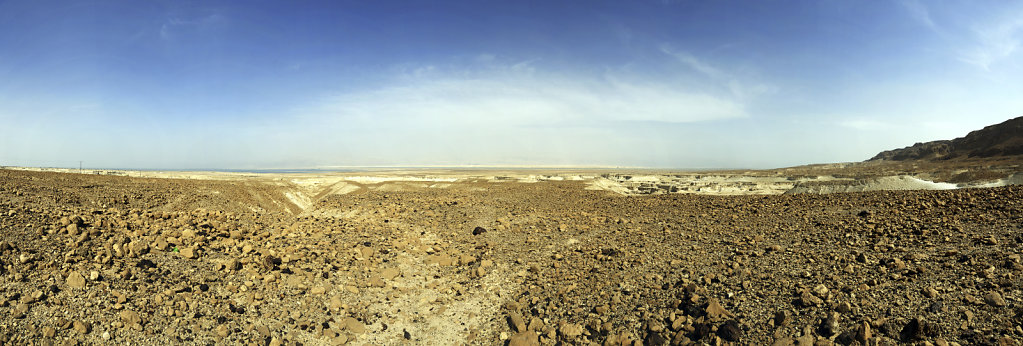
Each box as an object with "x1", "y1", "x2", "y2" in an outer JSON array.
[
  {"x1": 516, "y1": 175, "x2": 540, "y2": 183},
  {"x1": 371, "y1": 183, "x2": 431, "y2": 192},
  {"x1": 351, "y1": 225, "x2": 514, "y2": 345},
  {"x1": 624, "y1": 175, "x2": 661, "y2": 182},
  {"x1": 304, "y1": 207, "x2": 362, "y2": 220},
  {"x1": 905, "y1": 177, "x2": 959, "y2": 190},
  {"x1": 585, "y1": 178, "x2": 632, "y2": 194},
  {"x1": 326, "y1": 181, "x2": 361, "y2": 195},
  {"x1": 976, "y1": 173, "x2": 1023, "y2": 188},
  {"x1": 284, "y1": 191, "x2": 313, "y2": 210},
  {"x1": 786, "y1": 175, "x2": 960, "y2": 194},
  {"x1": 344, "y1": 176, "x2": 459, "y2": 184},
  {"x1": 592, "y1": 173, "x2": 802, "y2": 195}
]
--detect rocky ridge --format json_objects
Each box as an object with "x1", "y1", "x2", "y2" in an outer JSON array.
[{"x1": 870, "y1": 116, "x2": 1023, "y2": 161}]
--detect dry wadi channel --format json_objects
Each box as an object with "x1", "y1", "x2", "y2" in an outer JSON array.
[{"x1": 0, "y1": 167, "x2": 1022, "y2": 345}]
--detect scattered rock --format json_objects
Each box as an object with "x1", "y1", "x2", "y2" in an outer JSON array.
[
  {"x1": 772, "y1": 337, "x2": 795, "y2": 346},
  {"x1": 820, "y1": 311, "x2": 841, "y2": 337},
  {"x1": 559, "y1": 322, "x2": 583, "y2": 338},
  {"x1": 812, "y1": 284, "x2": 829, "y2": 298},
  {"x1": 835, "y1": 301, "x2": 852, "y2": 314},
  {"x1": 13, "y1": 303, "x2": 28, "y2": 319},
  {"x1": 328, "y1": 295, "x2": 344, "y2": 311},
  {"x1": 705, "y1": 299, "x2": 732, "y2": 320},
  {"x1": 426, "y1": 254, "x2": 454, "y2": 266},
  {"x1": 216, "y1": 324, "x2": 230, "y2": 337},
  {"x1": 73, "y1": 320, "x2": 91, "y2": 334},
  {"x1": 136, "y1": 259, "x2": 157, "y2": 269},
  {"x1": 119, "y1": 310, "x2": 141, "y2": 326},
  {"x1": 985, "y1": 291, "x2": 1007, "y2": 307},
  {"x1": 927, "y1": 301, "x2": 945, "y2": 313},
  {"x1": 962, "y1": 310, "x2": 975, "y2": 329},
  {"x1": 800, "y1": 290, "x2": 824, "y2": 307},
  {"x1": 718, "y1": 320, "x2": 742, "y2": 341},
  {"x1": 856, "y1": 253, "x2": 869, "y2": 263},
  {"x1": 508, "y1": 331, "x2": 539, "y2": 346},
  {"x1": 900, "y1": 317, "x2": 933, "y2": 342},
  {"x1": 644, "y1": 331, "x2": 668, "y2": 345},
  {"x1": 179, "y1": 247, "x2": 196, "y2": 259},
  {"x1": 508, "y1": 313, "x2": 527, "y2": 332},
  {"x1": 344, "y1": 317, "x2": 365, "y2": 334},
  {"x1": 23, "y1": 289, "x2": 44, "y2": 304},
  {"x1": 855, "y1": 321, "x2": 871, "y2": 343},
  {"x1": 964, "y1": 295, "x2": 984, "y2": 305},
  {"x1": 774, "y1": 310, "x2": 792, "y2": 327},
  {"x1": 66, "y1": 272, "x2": 86, "y2": 289},
  {"x1": 380, "y1": 267, "x2": 400, "y2": 280},
  {"x1": 890, "y1": 257, "x2": 907, "y2": 270}
]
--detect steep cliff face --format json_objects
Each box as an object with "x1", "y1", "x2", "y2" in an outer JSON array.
[{"x1": 870, "y1": 116, "x2": 1023, "y2": 161}]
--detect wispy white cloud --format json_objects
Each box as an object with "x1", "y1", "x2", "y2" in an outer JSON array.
[
  {"x1": 659, "y1": 45, "x2": 776, "y2": 100},
  {"x1": 309, "y1": 67, "x2": 746, "y2": 128},
  {"x1": 899, "y1": 0, "x2": 937, "y2": 32},
  {"x1": 159, "y1": 13, "x2": 227, "y2": 40},
  {"x1": 839, "y1": 119, "x2": 894, "y2": 131},
  {"x1": 660, "y1": 46, "x2": 723, "y2": 79},
  {"x1": 159, "y1": 25, "x2": 172, "y2": 40},
  {"x1": 264, "y1": 71, "x2": 750, "y2": 166},
  {"x1": 261, "y1": 63, "x2": 754, "y2": 166},
  {"x1": 958, "y1": 14, "x2": 1023, "y2": 70},
  {"x1": 896, "y1": 1, "x2": 1023, "y2": 71}
]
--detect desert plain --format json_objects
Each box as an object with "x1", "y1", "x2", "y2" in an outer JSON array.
[{"x1": 0, "y1": 150, "x2": 1022, "y2": 346}]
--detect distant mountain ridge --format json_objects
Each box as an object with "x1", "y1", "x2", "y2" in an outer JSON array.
[{"x1": 869, "y1": 116, "x2": 1023, "y2": 161}]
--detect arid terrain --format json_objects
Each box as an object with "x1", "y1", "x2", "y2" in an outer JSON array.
[
  {"x1": 0, "y1": 161, "x2": 1021, "y2": 346},
  {"x1": 2, "y1": 118, "x2": 1023, "y2": 345}
]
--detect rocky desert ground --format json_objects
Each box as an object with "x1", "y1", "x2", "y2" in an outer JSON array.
[{"x1": 1, "y1": 154, "x2": 1022, "y2": 346}]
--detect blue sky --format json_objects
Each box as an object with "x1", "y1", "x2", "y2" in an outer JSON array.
[{"x1": 1, "y1": 0, "x2": 1021, "y2": 169}]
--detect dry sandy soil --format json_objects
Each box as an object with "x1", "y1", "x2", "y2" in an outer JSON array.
[{"x1": 1, "y1": 160, "x2": 1022, "y2": 345}]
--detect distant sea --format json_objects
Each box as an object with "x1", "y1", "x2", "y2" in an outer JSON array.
[
  {"x1": 126, "y1": 168, "x2": 366, "y2": 174},
  {"x1": 204, "y1": 168, "x2": 363, "y2": 174},
  {"x1": 4, "y1": 166, "x2": 732, "y2": 173}
]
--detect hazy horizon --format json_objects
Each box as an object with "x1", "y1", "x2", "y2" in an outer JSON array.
[
  {"x1": 2, "y1": 1, "x2": 1022, "y2": 169},
  {"x1": 1, "y1": 164, "x2": 756, "y2": 172}
]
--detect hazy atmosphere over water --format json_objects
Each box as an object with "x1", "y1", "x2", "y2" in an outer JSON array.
[{"x1": 1, "y1": 1, "x2": 1022, "y2": 169}]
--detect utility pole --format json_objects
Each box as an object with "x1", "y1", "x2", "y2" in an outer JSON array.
[{"x1": 79, "y1": 161, "x2": 82, "y2": 174}]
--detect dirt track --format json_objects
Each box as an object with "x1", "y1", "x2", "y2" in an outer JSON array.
[{"x1": 1, "y1": 168, "x2": 1022, "y2": 345}]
